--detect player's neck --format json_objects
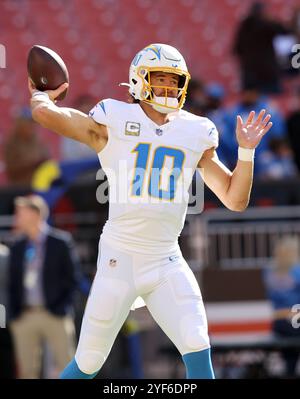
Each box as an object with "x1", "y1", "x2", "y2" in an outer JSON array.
[{"x1": 139, "y1": 102, "x2": 171, "y2": 126}]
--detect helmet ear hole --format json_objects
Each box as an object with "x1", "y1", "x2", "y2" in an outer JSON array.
[{"x1": 132, "y1": 79, "x2": 137, "y2": 85}]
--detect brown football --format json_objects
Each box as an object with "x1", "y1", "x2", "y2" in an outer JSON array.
[{"x1": 27, "y1": 45, "x2": 69, "y2": 101}]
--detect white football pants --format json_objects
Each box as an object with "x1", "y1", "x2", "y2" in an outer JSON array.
[{"x1": 75, "y1": 238, "x2": 210, "y2": 374}]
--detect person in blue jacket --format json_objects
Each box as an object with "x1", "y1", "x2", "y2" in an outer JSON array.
[{"x1": 262, "y1": 236, "x2": 300, "y2": 377}]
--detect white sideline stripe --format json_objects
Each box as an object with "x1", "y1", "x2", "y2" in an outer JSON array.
[
  {"x1": 205, "y1": 300, "x2": 273, "y2": 322},
  {"x1": 211, "y1": 332, "x2": 271, "y2": 344}
]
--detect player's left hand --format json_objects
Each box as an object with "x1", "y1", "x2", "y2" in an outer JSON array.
[{"x1": 236, "y1": 109, "x2": 273, "y2": 149}]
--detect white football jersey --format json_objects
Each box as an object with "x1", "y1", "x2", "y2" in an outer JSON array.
[{"x1": 89, "y1": 99, "x2": 218, "y2": 255}]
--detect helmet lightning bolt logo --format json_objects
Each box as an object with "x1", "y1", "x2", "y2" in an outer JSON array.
[{"x1": 144, "y1": 45, "x2": 161, "y2": 60}]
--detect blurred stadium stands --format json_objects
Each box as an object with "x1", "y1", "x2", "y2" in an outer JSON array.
[{"x1": 0, "y1": 0, "x2": 299, "y2": 183}]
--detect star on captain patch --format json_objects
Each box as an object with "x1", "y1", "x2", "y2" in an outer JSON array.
[
  {"x1": 125, "y1": 121, "x2": 140, "y2": 136},
  {"x1": 109, "y1": 258, "x2": 117, "y2": 267}
]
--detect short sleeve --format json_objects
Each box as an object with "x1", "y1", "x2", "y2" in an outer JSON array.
[
  {"x1": 204, "y1": 118, "x2": 219, "y2": 150},
  {"x1": 89, "y1": 98, "x2": 112, "y2": 127}
]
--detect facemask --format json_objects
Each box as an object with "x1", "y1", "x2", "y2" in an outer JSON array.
[{"x1": 151, "y1": 95, "x2": 179, "y2": 114}]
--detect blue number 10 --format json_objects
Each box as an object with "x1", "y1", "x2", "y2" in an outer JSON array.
[{"x1": 131, "y1": 143, "x2": 185, "y2": 200}]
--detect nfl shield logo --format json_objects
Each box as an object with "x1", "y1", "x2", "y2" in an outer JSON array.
[{"x1": 109, "y1": 258, "x2": 117, "y2": 267}]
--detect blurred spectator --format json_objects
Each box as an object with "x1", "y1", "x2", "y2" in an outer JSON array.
[
  {"x1": 256, "y1": 138, "x2": 298, "y2": 179},
  {"x1": 273, "y1": 5, "x2": 300, "y2": 78},
  {"x1": 3, "y1": 107, "x2": 49, "y2": 186},
  {"x1": 9, "y1": 195, "x2": 79, "y2": 378},
  {"x1": 262, "y1": 236, "x2": 300, "y2": 377},
  {"x1": 0, "y1": 243, "x2": 16, "y2": 378},
  {"x1": 202, "y1": 83, "x2": 232, "y2": 167},
  {"x1": 184, "y1": 79, "x2": 206, "y2": 115},
  {"x1": 233, "y1": 2, "x2": 290, "y2": 94},
  {"x1": 61, "y1": 95, "x2": 97, "y2": 160},
  {"x1": 273, "y1": 33, "x2": 298, "y2": 77},
  {"x1": 0, "y1": 243, "x2": 9, "y2": 309},
  {"x1": 290, "y1": 6, "x2": 300, "y2": 45},
  {"x1": 223, "y1": 87, "x2": 286, "y2": 172},
  {"x1": 287, "y1": 87, "x2": 300, "y2": 173}
]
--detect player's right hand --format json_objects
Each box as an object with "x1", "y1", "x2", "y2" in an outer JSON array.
[{"x1": 28, "y1": 77, "x2": 69, "y2": 102}]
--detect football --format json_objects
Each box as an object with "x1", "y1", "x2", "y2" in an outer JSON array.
[{"x1": 27, "y1": 45, "x2": 69, "y2": 101}]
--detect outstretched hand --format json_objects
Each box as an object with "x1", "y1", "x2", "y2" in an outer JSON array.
[
  {"x1": 236, "y1": 110, "x2": 273, "y2": 149},
  {"x1": 28, "y1": 77, "x2": 69, "y2": 102}
]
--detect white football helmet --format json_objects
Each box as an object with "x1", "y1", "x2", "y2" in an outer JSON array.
[{"x1": 128, "y1": 44, "x2": 191, "y2": 113}]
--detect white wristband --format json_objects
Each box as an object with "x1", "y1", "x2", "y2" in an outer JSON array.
[
  {"x1": 31, "y1": 90, "x2": 51, "y2": 103},
  {"x1": 238, "y1": 146, "x2": 255, "y2": 162}
]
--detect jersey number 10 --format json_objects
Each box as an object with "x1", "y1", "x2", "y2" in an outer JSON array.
[{"x1": 131, "y1": 143, "x2": 185, "y2": 200}]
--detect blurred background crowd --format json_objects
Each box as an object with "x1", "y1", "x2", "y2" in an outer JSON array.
[{"x1": 1, "y1": 0, "x2": 300, "y2": 379}]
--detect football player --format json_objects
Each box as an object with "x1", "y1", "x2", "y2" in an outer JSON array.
[{"x1": 29, "y1": 44, "x2": 272, "y2": 379}]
